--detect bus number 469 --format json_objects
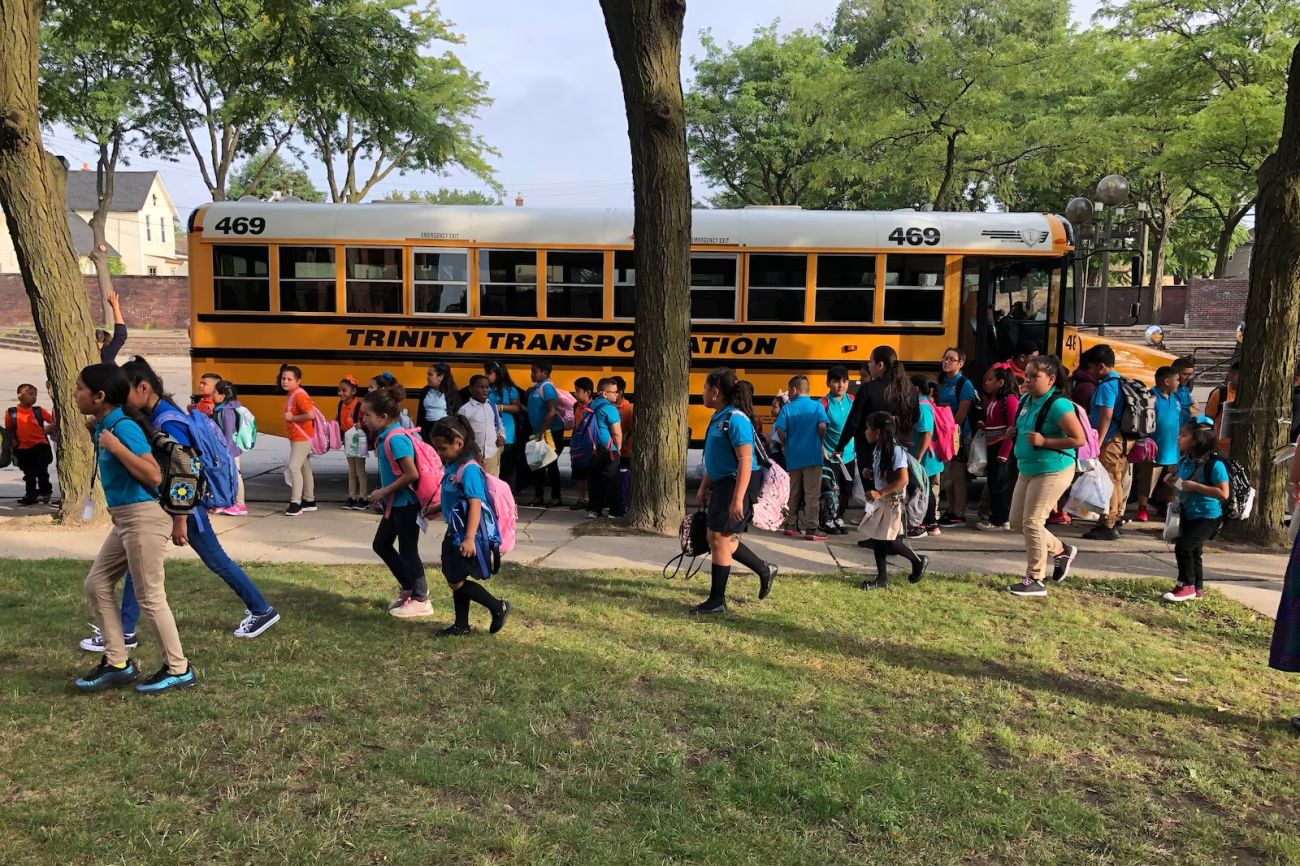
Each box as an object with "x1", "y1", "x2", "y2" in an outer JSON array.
[
  {"x1": 213, "y1": 216, "x2": 266, "y2": 235},
  {"x1": 888, "y1": 227, "x2": 940, "y2": 246}
]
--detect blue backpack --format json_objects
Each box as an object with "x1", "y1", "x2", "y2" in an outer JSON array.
[
  {"x1": 446, "y1": 463, "x2": 503, "y2": 576},
  {"x1": 569, "y1": 406, "x2": 612, "y2": 470},
  {"x1": 154, "y1": 404, "x2": 239, "y2": 509}
]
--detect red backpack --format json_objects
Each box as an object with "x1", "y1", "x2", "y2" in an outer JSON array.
[
  {"x1": 928, "y1": 399, "x2": 959, "y2": 462},
  {"x1": 381, "y1": 428, "x2": 444, "y2": 516}
]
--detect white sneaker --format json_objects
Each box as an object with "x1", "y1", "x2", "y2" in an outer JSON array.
[
  {"x1": 390, "y1": 597, "x2": 434, "y2": 618},
  {"x1": 976, "y1": 521, "x2": 1011, "y2": 532},
  {"x1": 79, "y1": 623, "x2": 138, "y2": 652}
]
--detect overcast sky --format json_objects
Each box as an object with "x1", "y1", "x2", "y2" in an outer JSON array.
[{"x1": 42, "y1": 0, "x2": 1102, "y2": 217}]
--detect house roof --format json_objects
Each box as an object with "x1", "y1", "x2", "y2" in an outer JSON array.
[
  {"x1": 65, "y1": 170, "x2": 162, "y2": 213},
  {"x1": 65, "y1": 210, "x2": 119, "y2": 258}
]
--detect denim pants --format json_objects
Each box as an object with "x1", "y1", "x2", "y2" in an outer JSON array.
[{"x1": 121, "y1": 507, "x2": 270, "y2": 632}]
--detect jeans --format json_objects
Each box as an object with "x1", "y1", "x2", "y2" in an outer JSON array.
[
  {"x1": 15, "y1": 443, "x2": 53, "y2": 497},
  {"x1": 987, "y1": 457, "x2": 1017, "y2": 526},
  {"x1": 121, "y1": 507, "x2": 270, "y2": 633},
  {"x1": 1174, "y1": 517, "x2": 1221, "y2": 589},
  {"x1": 586, "y1": 454, "x2": 620, "y2": 515},
  {"x1": 373, "y1": 503, "x2": 427, "y2": 600}
]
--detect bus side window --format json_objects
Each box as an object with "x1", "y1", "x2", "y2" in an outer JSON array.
[
  {"x1": 815, "y1": 254, "x2": 876, "y2": 323},
  {"x1": 213, "y1": 245, "x2": 270, "y2": 311},
  {"x1": 546, "y1": 251, "x2": 603, "y2": 319},
  {"x1": 747, "y1": 254, "x2": 806, "y2": 322},
  {"x1": 480, "y1": 250, "x2": 538, "y2": 317},
  {"x1": 614, "y1": 250, "x2": 636, "y2": 319},
  {"x1": 690, "y1": 254, "x2": 737, "y2": 321},
  {"x1": 346, "y1": 247, "x2": 403, "y2": 315},
  {"x1": 883, "y1": 254, "x2": 944, "y2": 322}
]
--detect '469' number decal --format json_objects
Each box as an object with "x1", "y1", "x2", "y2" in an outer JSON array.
[
  {"x1": 888, "y1": 226, "x2": 940, "y2": 246},
  {"x1": 213, "y1": 216, "x2": 266, "y2": 235}
]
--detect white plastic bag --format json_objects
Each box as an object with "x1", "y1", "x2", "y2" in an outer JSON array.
[
  {"x1": 966, "y1": 431, "x2": 989, "y2": 477},
  {"x1": 525, "y1": 437, "x2": 557, "y2": 471},
  {"x1": 343, "y1": 426, "x2": 369, "y2": 459},
  {"x1": 1065, "y1": 466, "x2": 1114, "y2": 518},
  {"x1": 1163, "y1": 500, "x2": 1181, "y2": 543}
]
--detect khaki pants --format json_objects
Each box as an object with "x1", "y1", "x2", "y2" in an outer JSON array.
[
  {"x1": 234, "y1": 455, "x2": 246, "y2": 505},
  {"x1": 288, "y1": 440, "x2": 315, "y2": 504},
  {"x1": 484, "y1": 451, "x2": 502, "y2": 477},
  {"x1": 943, "y1": 458, "x2": 968, "y2": 517},
  {"x1": 784, "y1": 465, "x2": 822, "y2": 530},
  {"x1": 1010, "y1": 468, "x2": 1075, "y2": 581},
  {"x1": 1098, "y1": 437, "x2": 1130, "y2": 527},
  {"x1": 346, "y1": 456, "x2": 368, "y2": 498},
  {"x1": 84, "y1": 501, "x2": 188, "y2": 672}
]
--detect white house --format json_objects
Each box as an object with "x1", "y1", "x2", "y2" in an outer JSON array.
[{"x1": 0, "y1": 169, "x2": 187, "y2": 276}]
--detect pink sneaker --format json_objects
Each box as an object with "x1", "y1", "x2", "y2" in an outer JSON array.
[
  {"x1": 1163, "y1": 584, "x2": 1200, "y2": 602},
  {"x1": 1135, "y1": 507, "x2": 1150, "y2": 523},
  {"x1": 221, "y1": 504, "x2": 249, "y2": 516},
  {"x1": 782, "y1": 529, "x2": 803, "y2": 537}
]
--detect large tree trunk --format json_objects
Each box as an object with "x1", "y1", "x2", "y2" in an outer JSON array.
[
  {"x1": 932, "y1": 131, "x2": 959, "y2": 211},
  {"x1": 1211, "y1": 203, "x2": 1252, "y2": 279},
  {"x1": 1225, "y1": 41, "x2": 1300, "y2": 547},
  {"x1": 88, "y1": 138, "x2": 119, "y2": 324},
  {"x1": 1146, "y1": 203, "x2": 1171, "y2": 324},
  {"x1": 600, "y1": 0, "x2": 691, "y2": 534},
  {"x1": 0, "y1": 0, "x2": 103, "y2": 525}
]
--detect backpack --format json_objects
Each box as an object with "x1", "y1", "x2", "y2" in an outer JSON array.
[
  {"x1": 569, "y1": 405, "x2": 612, "y2": 469},
  {"x1": 928, "y1": 399, "x2": 959, "y2": 463},
  {"x1": 1208, "y1": 454, "x2": 1256, "y2": 520},
  {"x1": 154, "y1": 403, "x2": 238, "y2": 510},
  {"x1": 745, "y1": 415, "x2": 790, "y2": 532},
  {"x1": 663, "y1": 509, "x2": 709, "y2": 580},
  {"x1": 952, "y1": 374, "x2": 984, "y2": 427},
  {"x1": 819, "y1": 463, "x2": 841, "y2": 524},
  {"x1": 450, "y1": 459, "x2": 518, "y2": 557},
  {"x1": 1020, "y1": 393, "x2": 1100, "y2": 466},
  {"x1": 903, "y1": 450, "x2": 930, "y2": 527},
  {"x1": 231, "y1": 403, "x2": 257, "y2": 452},
  {"x1": 286, "y1": 389, "x2": 337, "y2": 456},
  {"x1": 380, "y1": 428, "x2": 444, "y2": 516},
  {"x1": 1117, "y1": 377, "x2": 1157, "y2": 439},
  {"x1": 0, "y1": 425, "x2": 10, "y2": 468},
  {"x1": 538, "y1": 380, "x2": 578, "y2": 430}
]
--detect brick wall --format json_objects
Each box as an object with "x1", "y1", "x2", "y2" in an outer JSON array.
[
  {"x1": 1082, "y1": 285, "x2": 1186, "y2": 325},
  {"x1": 1185, "y1": 277, "x2": 1249, "y2": 330},
  {"x1": 0, "y1": 274, "x2": 190, "y2": 329}
]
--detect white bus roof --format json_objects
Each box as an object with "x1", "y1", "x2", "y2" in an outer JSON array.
[{"x1": 194, "y1": 203, "x2": 1067, "y2": 253}]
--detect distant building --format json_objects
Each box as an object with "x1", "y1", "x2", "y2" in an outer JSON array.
[
  {"x1": 1222, "y1": 229, "x2": 1254, "y2": 281},
  {"x1": 0, "y1": 169, "x2": 187, "y2": 276}
]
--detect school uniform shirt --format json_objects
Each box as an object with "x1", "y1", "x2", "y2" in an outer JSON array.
[
  {"x1": 588, "y1": 396, "x2": 621, "y2": 449},
  {"x1": 6, "y1": 405, "x2": 51, "y2": 449},
  {"x1": 1071, "y1": 370, "x2": 1098, "y2": 411},
  {"x1": 1090, "y1": 372, "x2": 1122, "y2": 442},
  {"x1": 938, "y1": 373, "x2": 977, "y2": 438},
  {"x1": 1014, "y1": 392, "x2": 1076, "y2": 477},
  {"x1": 772, "y1": 394, "x2": 829, "y2": 472},
  {"x1": 1178, "y1": 456, "x2": 1229, "y2": 520},
  {"x1": 1150, "y1": 388, "x2": 1181, "y2": 465},
  {"x1": 1176, "y1": 385, "x2": 1196, "y2": 428},
  {"x1": 459, "y1": 398, "x2": 504, "y2": 459},
  {"x1": 194, "y1": 395, "x2": 215, "y2": 416},
  {"x1": 94, "y1": 407, "x2": 156, "y2": 507},
  {"x1": 871, "y1": 444, "x2": 908, "y2": 492},
  {"x1": 337, "y1": 397, "x2": 362, "y2": 434},
  {"x1": 615, "y1": 398, "x2": 634, "y2": 458},
  {"x1": 422, "y1": 389, "x2": 448, "y2": 424},
  {"x1": 527, "y1": 381, "x2": 565, "y2": 434},
  {"x1": 982, "y1": 392, "x2": 1020, "y2": 461},
  {"x1": 913, "y1": 398, "x2": 945, "y2": 478},
  {"x1": 489, "y1": 385, "x2": 521, "y2": 445},
  {"x1": 441, "y1": 458, "x2": 486, "y2": 524},
  {"x1": 376, "y1": 423, "x2": 418, "y2": 508},
  {"x1": 821, "y1": 393, "x2": 855, "y2": 465},
  {"x1": 285, "y1": 389, "x2": 315, "y2": 442},
  {"x1": 704, "y1": 407, "x2": 759, "y2": 480}
]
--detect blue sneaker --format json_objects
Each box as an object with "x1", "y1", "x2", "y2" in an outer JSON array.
[
  {"x1": 73, "y1": 656, "x2": 139, "y2": 691},
  {"x1": 233, "y1": 607, "x2": 280, "y2": 639},
  {"x1": 135, "y1": 664, "x2": 197, "y2": 694}
]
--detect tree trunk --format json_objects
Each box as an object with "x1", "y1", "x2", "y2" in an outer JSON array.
[
  {"x1": 1224, "y1": 41, "x2": 1300, "y2": 547},
  {"x1": 600, "y1": 0, "x2": 691, "y2": 534},
  {"x1": 1211, "y1": 204, "x2": 1251, "y2": 279},
  {"x1": 88, "y1": 138, "x2": 118, "y2": 324},
  {"x1": 932, "y1": 132, "x2": 959, "y2": 211},
  {"x1": 1146, "y1": 204, "x2": 1170, "y2": 325},
  {"x1": 0, "y1": 0, "x2": 103, "y2": 525}
]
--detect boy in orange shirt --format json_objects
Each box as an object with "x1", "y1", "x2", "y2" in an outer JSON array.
[{"x1": 6, "y1": 384, "x2": 55, "y2": 505}]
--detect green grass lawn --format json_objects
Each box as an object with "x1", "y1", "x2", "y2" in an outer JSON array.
[{"x1": 1, "y1": 559, "x2": 1299, "y2": 865}]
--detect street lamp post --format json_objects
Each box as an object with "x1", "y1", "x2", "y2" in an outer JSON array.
[
  {"x1": 1065, "y1": 196, "x2": 1094, "y2": 325},
  {"x1": 1094, "y1": 174, "x2": 1130, "y2": 337}
]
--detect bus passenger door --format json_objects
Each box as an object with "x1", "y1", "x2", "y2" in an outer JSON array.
[{"x1": 967, "y1": 256, "x2": 1062, "y2": 375}]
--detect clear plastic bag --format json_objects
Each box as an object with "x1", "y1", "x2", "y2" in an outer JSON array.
[{"x1": 966, "y1": 431, "x2": 989, "y2": 477}]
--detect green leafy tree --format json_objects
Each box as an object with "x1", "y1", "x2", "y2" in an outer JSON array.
[
  {"x1": 378, "y1": 187, "x2": 502, "y2": 205},
  {"x1": 227, "y1": 149, "x2": 324, "y2": 201},
  {"x1": 294, "y1": 0, "x2": 499, "y2": 203}
]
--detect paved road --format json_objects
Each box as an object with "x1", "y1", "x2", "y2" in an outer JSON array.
[{"x1": 0, "y1": 349, "x2": 1288, "y2": 618}]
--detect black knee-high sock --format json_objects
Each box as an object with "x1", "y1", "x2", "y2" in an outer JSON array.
[
  {"x1": 888, "y1": 539, "x2": 921, "y2": 567},
  {"x1": 451, "y1": 588, "x2": 471, "y2": 627},
  {"x1": 872, "y1": 545, "x2": 889, "y2": 581},
  {"x1": 461, "y1": 580, "x2": 503, "y2": 614},
  {"x1": 709, "y1": 562, "x2": 731, "y2": 602},
  {"x1": 732, "y1": 542, "x2": 769, "y2": 578}
]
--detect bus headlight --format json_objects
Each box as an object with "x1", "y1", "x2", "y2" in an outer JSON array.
[{"x1": 1144, "y1": 325, "x2": 1164, "y2": 347}]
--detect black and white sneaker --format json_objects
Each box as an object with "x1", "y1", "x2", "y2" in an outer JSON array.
[
  {"x1": 490, "y1": 600, "x2": 511, "y2": 634},
  {"x1": 435, "y1": 624, "x2": 471, "y2": 638},
  {"x1": 1051, "y1": 544, "x2": 1078, "y2": 583},
  {"x1": 285, "y1": 502, "x2": 303, "y2": 517},
  {"x1": 909, "y1": 554, "x2": 929, "y2": 584},
  {"x1": 1008, "y1": 578, "x2": 1047, "y2": 597},
  {"x1": 79, "y1": 624, "x2": 139, "y2": 653},
  {"x1": 689, "y1": 598, "x2": 727, "y2": 615},
  {"x1": 233, "y1": 607, "x2": 281, "y2": 639},
  {"x1": 759, "y1": 563, "x2": 778, "y2": 600},
  {"x1": 301, "y1": 500, "x2": 318, "y2": 512},
  {"x1": 861, "y1": 577, "x2": 890, "y2": 590}
]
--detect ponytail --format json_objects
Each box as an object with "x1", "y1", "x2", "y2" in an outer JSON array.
[
  {"x1": 430, "y1": 415, "x2": 482, "y2": 464},
  {"x1": 872, "y1": 346, "x2": 918, "y2": 433}
]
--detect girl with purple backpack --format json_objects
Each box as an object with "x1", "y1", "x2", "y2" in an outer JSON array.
[{"x1": 364, "y1": 381, "x2": 431, "y2": 619}]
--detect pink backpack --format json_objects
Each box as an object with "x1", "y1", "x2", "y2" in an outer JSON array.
[
  {"x1": 381, "y1": 428, "x2": 444, "y2": 516},
  {"x1": 286, "y1": 390, "x2": 337, "y2": 456},
  {"x1": 452, "y1": 460, "x2": 518, "y2": 554},
  {"x1": 927, "y1": 399, "x2": 959, "y2": 462},
  {"x1": 726, "y1": 410, "x2": 789, "y2": 531},
  {"x1": 1070, "y1": 402, "x2": 1101, "y2": 463},
  {"x1": 541, "y1": 380, "x2": 578, "y2": 430}
]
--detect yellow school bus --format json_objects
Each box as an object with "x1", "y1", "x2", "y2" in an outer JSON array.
[{"x1": 186, "y1": 203, "x2": 1172, "y2": 438}]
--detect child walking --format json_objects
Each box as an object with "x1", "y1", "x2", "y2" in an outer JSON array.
[
  {"x1": 427, "y1": 416, "x2": 511, "y2": 637},
  {"x1": 72, "y1": 363, "x2": 194, "y2": 694},
  {"x1": 365, "y1": 381, "x2": 431, "y2": 618},
  {"x1": 855, "y1": 412, "x2": 928, "y2": 589},
  {"x1": 338, "y1": 375, "x2": 368, "y2": 510},
  {"x1": 977, "y1": 365, "x2": 1019, "y2": 531},
  {"x1": 569, "y1": 377, "x2": 594, "y2": 509},
  {"x1": 209, "y1": 380, "x2": 249, "y2": 516},
  {"x1": 1162, "y1": 418, "x2": 1230, "y2": 602},
  {"x1": 692, "y1": 367, "x2": 778, "y2": 614},
  {"x1": 908, "y1": 377, "x2": 946, "y2": 538},
  {"x1": 6, "y1": 384, "x2": 54, "y2": 505},
  {"x1": 774, "y1": 375, "x2": 829, "y2": 541},
  {"x1": 281, "y1": 365, "x2": 317, "y2": 517}
]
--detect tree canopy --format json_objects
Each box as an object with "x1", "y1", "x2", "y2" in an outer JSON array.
[
  {"x1": 227, "y1": 149, "x2": 324, "y2": 201},
  {"x1": 378, "y1": 188, "x2": 502, "y2": 205}
]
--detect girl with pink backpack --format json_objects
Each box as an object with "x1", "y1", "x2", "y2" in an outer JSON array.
[
  {"x1": 426, "y1": 416, "x2": 512, "y2": 638},
  {"x1": 364, "y1": 381, "x2": 433, "y2": 619}
]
